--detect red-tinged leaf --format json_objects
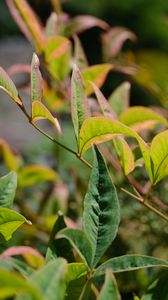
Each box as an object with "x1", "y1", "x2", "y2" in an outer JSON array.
[
  {"x1": 82, "y1": 64, "x2": 112, "y2": 96},
  {"x1": 31, "y1": 53, "x2": 43, "y2": 103},
  {"x1": 10, "y1": 0, "x2": 45, "y2": 53},
  {"x1": 7, "y1": 64, "x2": 31, "y2": 76},
  {"x1": 102, "y1": 27, "x2": 136, "y2": 59},
  {"x1": 90, "y1": 82, "x2": 116, "y2": 119},
  {"x1": 44, "y1": 36, "x2": 71, "y2": 80},
  {"x1": 71, "y1": 64, "x2": 89, "y2": 141},
  {"x1": 45, "y1": 12, "x2": 58, "y2": 38},
  {"x1": 0, "y1": 67, "x2": 22, "y2": 106},
  {"x1": 73, "y1": 35, "x2": 88, "y2": 70},
  {"x1": 66, "y1": 15, "x2": 109, "y2": 35},
  {"x1": 31, "y1": 101, "x2": 62, "y2": 135}
]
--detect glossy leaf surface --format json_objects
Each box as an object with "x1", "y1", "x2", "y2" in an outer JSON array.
[
  {"x1": 83, "y1": 147, "x2": 120, "y2": 268},
  {"x1": 0, "y1": 171, "x2": 17, "y2": 208}
]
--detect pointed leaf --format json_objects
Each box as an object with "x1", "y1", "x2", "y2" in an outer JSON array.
[
  {"x1": 119, "y1": 106, "x2": 168, "y2": 131},
  {"x1": 150, "y1": 130, "x2": 168, "y2": 184},
  {"x1": 73, "y1": 35, "x2": 88, "y2": 70},
  {"x1": 57, "y1": 228, "x2": 93, "y2": 268},
  {"x1": 71, "y1": 64, "x2": 88, "y2": 140},
  {"x1": 31, "y1": 101, "x2": 62, "y2": 135},
  {"x1": 109, "y1": 82, "x2": 130, "y2": 116},
  {"x1": 0, "y1": 67, "x2": 22, "y2": 105},
  {"x1": 83, "y1": 147, "x2": 120, "y2": 268},
  {"x1": 98, "y1": 269, "x2": 121, "y2": 300},
  {"x1": 0, "y1": 268, "x2": 42, "y2": 300},
  {"x1": 0, "y1": 139, "x2": 19, "y2": 171},
  {"x1": 45, "y1": 12, "x2": 58, "y2": 38},
  {"x1": 113, "y1": 136, "x2": 135, "y2": 175},
  {"x1": 18, "y1": 165, "x2": 57, "y2": 188},
  {"x1": 0, "y1": 171, "x2": 17, "y2": 208},
  {"x1": 82, "y1": 64, "x2": 112, "y2": 96},
  {"x1": 94, "y1": 255, "x2": 168, "y2": 277},
  {"x1": 9, "y1": 0, "x2": 45, "y2": 52},
  {"x1": 31, "y1": 53, "x2": 43, "y2": 103},
  {"x1": 44, "y1": 36, "x2": 71, "y2": 81},
  {"x1": 141, "y1": 273, "x2": 168, "y2": 300}
]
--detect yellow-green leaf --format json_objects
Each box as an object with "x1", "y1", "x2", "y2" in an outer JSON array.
[
  {"x1": 44, "y1": 36, "x2": 71, "y2": 81},
  {"x1": 108, "y1": 82, "x2": 130, "y2": 116},
  {"x1": 31, "y1": 100, "x2": 62, "y2": 135},
  {"x1": 82, "y1": 64, "x2": 112, "y2": 96},
  {"x1": 18, "y1": 165, "x2": 58, "y2": 187},
  {"x1": 0, "y1": 208, "x2": 29, "y2": 241},
  {"x1": 0, "y1": 138, "x2": 19, "y2": 171},
  {"x1": 0, "y1": 67, "x2": 22, "y2": 106},
  {"x1": 31, "y1": 53, "x2": 43, "y2": 103},
  {"x1": 113, "y1": 136, "x2": 134, "y2": 175}
]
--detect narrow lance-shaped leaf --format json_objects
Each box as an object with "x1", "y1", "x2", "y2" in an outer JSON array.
[
  {"x1": 82, "y1": 64, "x2": 112, "y2": 96},
  {"x1": 71, "y1": 64, "x2": 89, "y2": 141},
  {"x1": 141, "y1": 273, "x2": 168, "y2": 300},
  {"x1": 97, "y1": 269, "x2": 121, "y2": 300},
  {"x1": 56, "y1": 228, "x2": 93, "y2": 269},
  {"x1": 0, "y1": 207, "x2": 30, "y2": 241},
  {"x1": 83, "y1": 147, "x2": 120, "y2": 268},
  {"x1": 150, "y1": 130, "x2": 168, "y2": 184},
  {"x1": 31, "y1": 53, "x2": 43, "y2": 103},
  {"x1": 108, "y1": 82, "x2": 130, "y2": 116},
  {"x1": 45, "y1": 12, "x2": 58, "y2": 38},
  {"x1": 0, "y1": 171, "x2": 17, "y2": 208},
  {"x1": 31, "y1": 100, "x2": 62, "y2": 135},
  {"x1": 73, "y1": 35, "x2": 88, "y2": 70},
  {"x1": 94, "y1": 255, "x2": 168, "y2": 277},
  {"x1": 0, "y1": 67, "x2": 22, "y2": 105}
]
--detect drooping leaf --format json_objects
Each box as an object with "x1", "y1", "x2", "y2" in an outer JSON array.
[
  {"x1": 113, "y1": 136, "x2": 134, "y2": 175},
  {"x1": 108, "y1": 82, "x2": 130, "y2": 116},
  {"x1": 78, "y1": 116, "x2": 152, "y2": 181},
  {"x1": 31, "y1": 53, "x2": 43, "y2": 103},
  {"x1": 94, "y1": 255, "x2": 168, "y2": 277},
  {"x1": 83, "y1": 147, "x2": 120, "y2": 268},
  {"x1": 46, "y1": 213, "x2": 75, "y2": 263},
  {"x1": 57, "y1": 228, "x2": 93, "y2": 268},
  {"x1": 0, "y1": 67, "x2": 22, "y2": 105},
  {"x1": 97, "y1": 269, "x2": 121, "y2": 300},
  {"x1": 9, "y1": 0, "x2": 45, "y2": 53},
  {"x1": 0, "y1": 139, "x2": 19, "y2": 171},
  {"x1": 31, "y1": 101, "x2": 62, "y2": 135},
  {"x1": 0, "y1": 268, "x2": 42, "y2": 300},
  {"x1": 119, "y1": 106, "x2": 168, "y2": 132},
  {"x1": 102, "y1": 26, "x2": 136, "y2": 59},
  {"x1": 150, "y1": 130, "x2": 168, "y2": 184},
  {"x1": 44, "y1": 36, "x2": 71, "y2": 81},
  {"x1": 16, "y1": 259, "x2": 67, "y2": 300},
  {"x1": 73, "y1": 35, "x2": 88, "y2": 70},
  {"x1": 0, "y1": 171, "x2": 17, "y2": 208},
  {"x1": 0, "y1": 207, "x2": 29, "y2": 241},
  {"x1": 82, "y1": 64, "x2": 112, "y2": 96},
  {"x1": 71, "y1": 64, "x2": 88, "y2": 141},
  {"x1": 141, "y1": 273, "x2": 168, "y2": 300},
  {"x1": 18, "y1": 165, "x2": 57, "y2": 188}
]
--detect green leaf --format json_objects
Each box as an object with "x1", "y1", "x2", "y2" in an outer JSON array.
[
  {"x1": 0, "y1": 207, "x2": 28, "y2": 241},
  {"x1": 31, "y1": 53, "x2": 43, "y2": 103},
  {"x1": 141, "y1": 273, "x2": 168, "y2": 300},
  {"x1": 74, "y1": 35, "x2": 88, "y2": 70},
  {"x1": 45, "y1": 213, "x2": 75, "y2": 263},
  {"x1": 0, "y1": 268, "x2": 41, "y2": 300},
  {"x1": 150, "y1": 130, "x2": 168, "y2": 184},
  {"x1": 0, "y1": 172, "x2": 17, "y2": 208},
  {"x1": 71, "y1": 64, "x2": 88, "y2": 141},
  {"x1": 94, "y1": 255, "x2": 168, "y2": 277},
  {"x1": 0, "y1": 67, "x2": 22, "y2": 105},
  {"x1": 97, "y1": 269, "x2": 121, "y2": 300},
  {"x1": 79, "y1": 116, "x2": 152, "y2": 181},
  {"x1": 119, "y1": 106, "x2": 168, "y2": 131},
  {"x1": 108, "y1": 82, "x2": 130, "y2": 116},
  {"x1": 83, "y1": 147, "x2": 120, "y2": 268},
  {"x1": 66, "y1": 263, "x2": 88, "y2": 283},
  {"x1": 82, "y1": 64, "x2": 112, "y2": 96},
  {"x1": 31, "y1": 100, "x2": 62, "y2": 135},
  {"x1": 113, "y1": 136, "x2": 134, "y2": 175},
  {"x1": 57, "y1": 228, "x2": 93, "y2": 268},
  {"x1": 44, "y1": 36, "x2": 71, "y2": 81},
  {"x1": 0, "y1": 138, "x2": 19, "y2": 171},
  {"x1": 16, "y1": 258, "x2": 67, "y2": 300},
  {"x1": 11, "y1": 0, "x2": 45, "y2": 53},
  {"x1": 18, "y1": 165, "x2": 57, "y2": 188}
]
